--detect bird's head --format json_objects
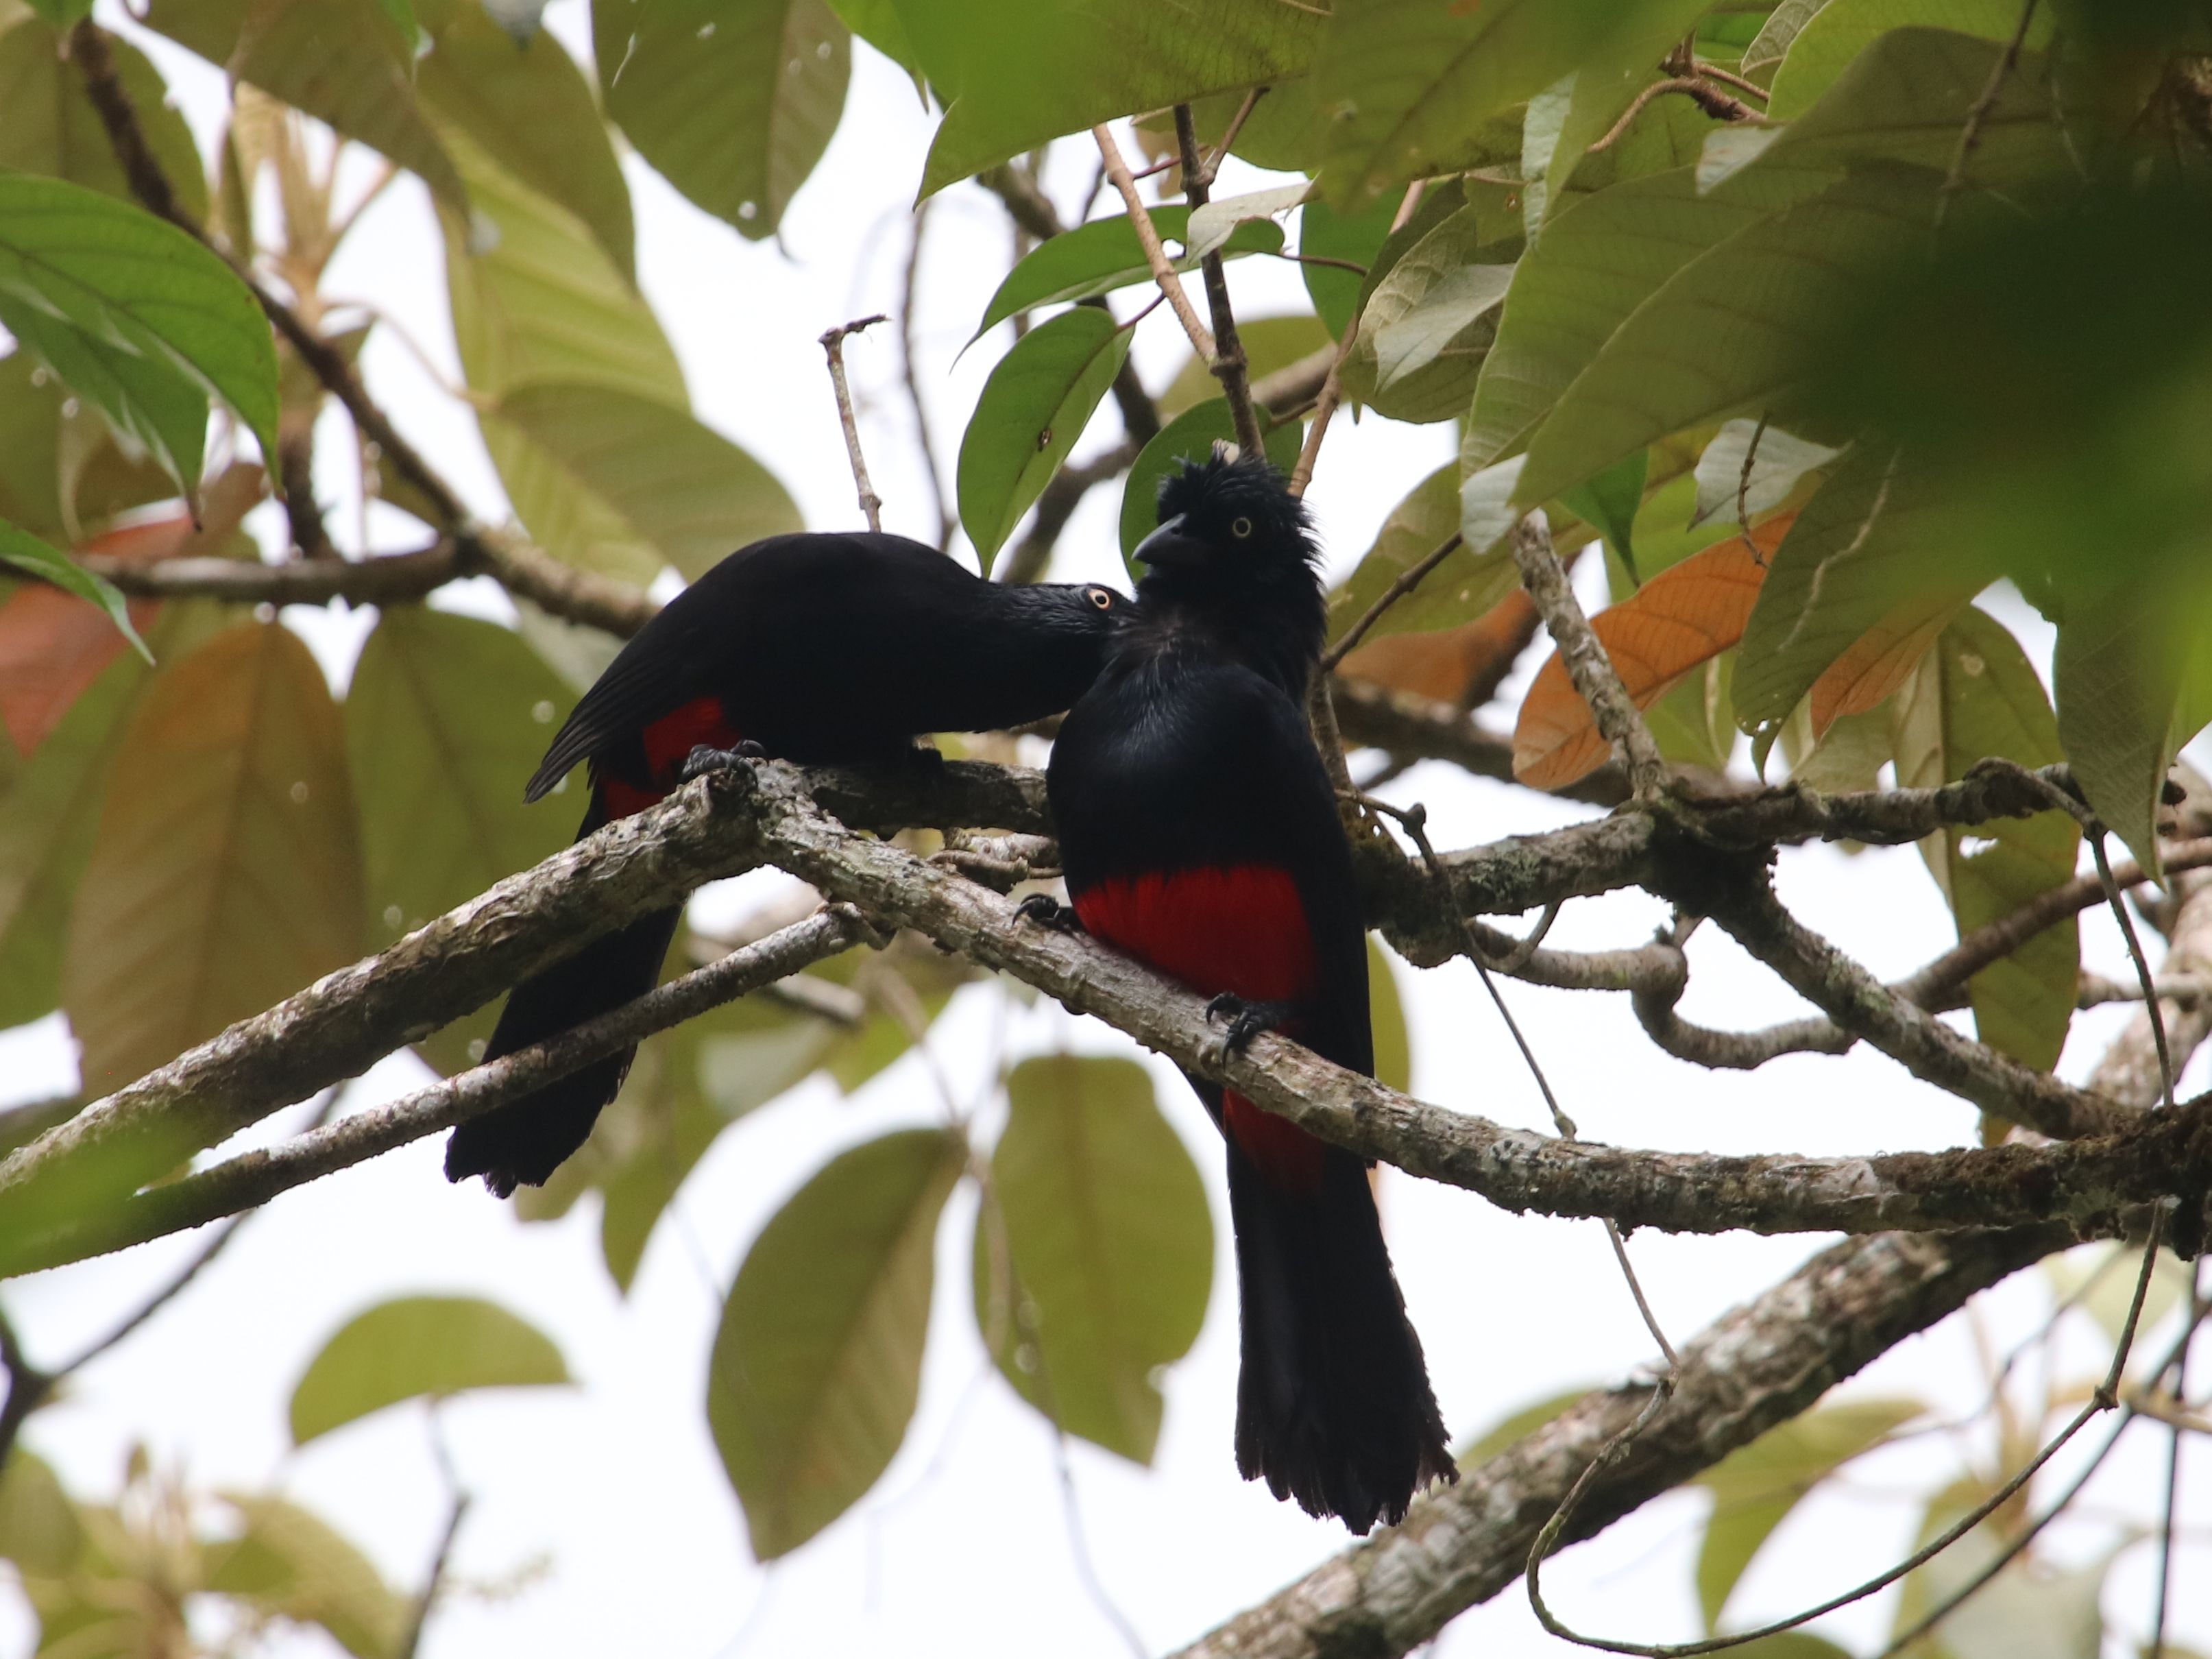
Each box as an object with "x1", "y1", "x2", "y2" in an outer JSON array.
[{"x1": 1132, "y1": 448, "x2": 1324, "y2": 694}]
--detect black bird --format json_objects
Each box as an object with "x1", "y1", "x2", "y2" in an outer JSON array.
[
  {"x1": 446, "y1": 531, "x2": 1123, "y2": 1196},
  {"x1": 1037, "y1": 452, "x2": 1454, "y2": 1532}
]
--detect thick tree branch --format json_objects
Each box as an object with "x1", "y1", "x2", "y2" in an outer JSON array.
[
  {"x1": 1171, "y1": 1225, "x2": 2067, "y2": 1659},
  {"x1": 0, "y1": 910, "x2": 871, "y2": 1274}
]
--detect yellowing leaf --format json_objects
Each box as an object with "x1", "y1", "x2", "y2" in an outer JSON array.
[
  {"x1": 708, "y1": 1128, "x2": 964, "y2": 1559},
  {"x1": 289, "y1": 1294, "x2": 570, "y2": 1444},
  {"x1": 62, "y1": 621, "x2": 363, "y2": 1094},
  {"x1": 1514, "y1": 520, "x2": 1787, "y2": 788},
  {"x1": 1805, "y1": 587, "x2": 1967, "y2": 739}
]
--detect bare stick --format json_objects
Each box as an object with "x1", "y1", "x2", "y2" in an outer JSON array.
[
  {"x1": 1173, "y1": 104, "x2": 1265, "y2": 457},
  {"x1": 1091, "y1": 124, "x2": 1215, "y2": 359},
  {"x1": 1510, "y1": 515, "x2": 1671, "y2": 800},
  {"x1": 1938, "y1": 0, "x2": 2041, "y2": 228},
  {"x1": 821, "y1": 315, "x2": 890, "y2": 533},
  {"x1": 1586, "y1": 78, "x2": 1769, "y2": 155},
  {"x1": 1322, "y1": 533, "x2": 1463, "y2": 670}
]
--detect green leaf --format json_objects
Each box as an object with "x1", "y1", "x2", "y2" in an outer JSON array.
[
  {"x1": 1695, "y1": 1397, "x2": 1922, "y2": 1630},
  {"x1": 0, "y1": 12, "x2": 209, "y2": 223},
  {"x1": 0, "y1": 1453, "x2": 82, "y2": 1576},
  {"x1": 1185, "y1": 182, "x2": 1310, "y2": 261},
  {"x1": 1743, "y1": 0, "x2": 1826, "y2": 77},
  {"x1": 1299, "y1": 194, "x2": 1398, "y2": 339},
  {"x1": 1559, "y1": 448, "x2": 1646, "y2": 580},
  {"x1": 1117, "y1": 398, "x2": 1302, "y2": 572},
  {"x1": 147, "y1": 0, "x2": 468, "y2": 210},
  {"x1": 483, "y1": 380, "x2": 801, "y2": 584},
  {"x1": 1341, "y1": 206, "x2": 1515, "y2": 423},
  {"x1": 1517, "y1": 168, "x2": 1944, "y2": 511},
  {"x1": 289, "y1": 1294, "x2": 570, "y2": 1444},
  {"x1": 204, "y1": 1495, "x2": 410, "y2": 1659},
  {"x1": 0, "y1": 522, "x2": 148, "y2": 661},
  {"x1": 827, "y1": 0, "x2": 921, "y2": 72},
  {"x1": 440, "y1": 123, "x2": 686, "y2": 406},
  {"x1": 594, "y1": 0, "x2": 849, "y2": 241},
  {"x1": 1368, "y1": 936, "x2": 1411, "y2": 1093},
  {"x1": 1690, "y1": 420, "x2": 1840, "y2": 529},
  {"x1": 343, "y1": 607, "x2": 578, "y2": 1074},
  {"x1": 0, "y1": 173, "x2": 281, "y2": 498},
  {"x1": 1311, "y1": 0, "x2": 1716, "y2": 208},
  {"x1": 1465, "y1": 167, "x2": 1771, "y2": 472},
  {"x1": 973, "y1": 1055, "x2": 1211, "y2": 1464},
  {"x1": 62, "y1": 621, "x2": 363, "y2": 1097},
  {"x1": 906, "y1": 0, "x2": 1323, "y2": 195},
  {"x1": 1327, "y1": 461, "x2": 1520, "y2": 645},
  {"x1": 1734, "y1": 445, "x2": 1993, "y2": 734},
  {"x1": 413, "y1": 0, "x2": 635, "y2": 276},
  {"x1": 1767, "y1": 0, "x2": 2056, "y2": 118},
  {"x1": 956, "y1": 306, "x2": 1131, "y2": 572},
  {"x1": 973, "y1": 206, "x2": 1282, "y2": 342},
  {"x1": 1890, "y1": 607, "x2": 2078, "y2": 1071},
  {"x1": 1455, "y1": 1385, "x2": 1587, "y2": 1465},
  {"x1": 707, "y1": 1126, "x2": 964, "y2": 1559}
]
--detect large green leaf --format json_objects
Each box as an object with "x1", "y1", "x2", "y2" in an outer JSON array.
[
  {"x1": 904, "y1": 0, "x2": 1323, "y2": 195},
  {"x1": 1117, "y1": 398, "x2": 1302, "y2": 571},
  {"x1": 0, "y1": 522, "x2": 147, "y2": 661},
  {"x1": 1515, "y1": 168, "x2": 1938, "y2": 509},
  {"x1": 1465, "y1": 167, "x2": 1771, "y2": 472},
  {"x1": 482, "y1": 381, "x2": 800, "y2": 585},
  {"x1": 147, "y1": 0, "x2": 467, "y2": 210},
  {"x1": 1767, "y1": 0, "x2": 2056, "y2": 117},
  {"x1": 708, "y1": 1126, "x2": 964, "y2": 1559},
  {"x1": 595, "y1": 0, "x2": 849, "y2": 241},
  {"x1": 973, "y1": 206, "x2": 1282, "y2": 342},
  {"x1": 204, "y1": 1496, "x2": 409, "y2": 1659},
  {"x1": 973, "y1": 1055, "x2": 1211, "y2": 1465},
  {"x1": 0, "y1": 173, "x2": 280, "y2": 497},
  {"x1": 1326, "y1": 462, "x2": 1520, "y2": 645},
  {"x1": 0, "y1": 11, "x2": 209, "y2": 222},
  {"x1": 343, "y1": 607, "x2": 577, "y2": 1074},
  {"x1": 1695, "y1": 1398, "x2": 1922, "y2": 1631},
  {"x1": 1311, "y1": 0, "x2": 1716, "y2": 208},
  {"x1": 290, "y1": 1294, "x2": 570, "y2": 1444},
  {"x1": 440, "y1": 124, "x2": 685, "y2": 407},
  {"x1": 414, "y1": 0, "x2": 635, "y2": 276},
  {"x1": 61, "y1": 621, "x2": 363, "y2": 1095},
  {"x1": 1891, "y1": 607, "x2": 2078, "y2": 1074},
  {"x1": 1341, "y1": 207, "x2": 1516, "y2": 424},
  {"x1": 956, "y1": 306, "x2": 1131, "y2": 571},
  {"x1": 1299, "y1": 193, "x2": 1399, "y2": 339}
]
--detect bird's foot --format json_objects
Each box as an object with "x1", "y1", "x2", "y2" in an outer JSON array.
[
  {"x1": 1014, "y1": 893, "x2": 1083, "y2": 933},
  {"x1": 1204, "y1": 993, "x2": 1295, "y2": 1056},
  {"x1": 680, "y1": 740, "x2": 766, "y2": 784}
]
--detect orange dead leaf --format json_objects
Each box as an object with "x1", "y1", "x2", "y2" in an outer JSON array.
[
  {"x1": 1807, "y1": 587, "x2": 1975, "y2": 738},
  {"x1": 1513, "y1": 516, "x2": 1794, "y2": 789},
  {"x1": 1340, "y1": 588, "x2": 1540, "y2": 707}
]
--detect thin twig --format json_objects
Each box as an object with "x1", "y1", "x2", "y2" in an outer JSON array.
[
  {"x1": 1191, "y1": 88, "x2": 1267, "y2": 191},
  {"x1": 1937, "y1": 0, "x2": 2041, "y2": 228},
  {"x1": 1587, "y1": 78, "x2": 1769, "y2": 155},
  {"x1": 1091, "y1": 124, "x2": 1214, "y2": 359},
  {"x1": 821, "y1": 315, "x2": 890, "y2": 533},
  {"x1": 1736, "y1": 413, "x2": 1770, "y2": 545},
  {"x1": 898, "y1": 203, "x2": 955, "y2": 550},
  {"x1": 1322, "y1": 533, "x2": 1463, "y2": 671},
  {"x1": 1173, "y1": 104, "x2": 1265, "y2": 457}
]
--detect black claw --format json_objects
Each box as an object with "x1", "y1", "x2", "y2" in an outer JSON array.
[
  {"x1": 1014, "y1": 893, "x2": 1082, "y2": 932},
  {"x1": 1204, "y1": 993, "x2": 1295, "y2": 1055},
  {"x1": 680, "y1": 742, "x2": 764, "y2": 784}
]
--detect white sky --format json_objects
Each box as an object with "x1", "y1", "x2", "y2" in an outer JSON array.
[{"x1": 4, "y1": 7, "x2": 2208, "y2": 1658}]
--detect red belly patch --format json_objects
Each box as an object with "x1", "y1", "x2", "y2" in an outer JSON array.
[
  {"x1": 598, "y1": 695, "x2": 744, "y2": 819},
  {"x1": 1073, "y1": 865, "x2": 1326, "y2": 1189}
]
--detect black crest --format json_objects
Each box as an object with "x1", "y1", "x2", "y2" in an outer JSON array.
[{"x1": 1155, "y1": 448, "x2": 1318, "y2": 568}]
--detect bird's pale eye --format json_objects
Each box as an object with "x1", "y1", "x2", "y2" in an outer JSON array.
[
  {"x1": 1086, "y1": 587, "x2": 1114, "y2": 610},
  {"x1": 1231, "y1": 516, "x2": 1253, "y2": 538}
]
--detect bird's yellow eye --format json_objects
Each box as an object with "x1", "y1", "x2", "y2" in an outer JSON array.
[
  {"x1": 1231, "y1": 516, "x2": 1254, "y2": 538},
  {"x1": 1086, "y1": 586, "x2": 1114, "y2": 610}
]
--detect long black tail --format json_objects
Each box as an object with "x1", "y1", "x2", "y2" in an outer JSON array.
[
  {"x1": 1226, "y1": 1139, "x2": 1456, "y2": 1533},
  {"x1": 444, "y1": 793, "x2": 681, "y2": 1197}
]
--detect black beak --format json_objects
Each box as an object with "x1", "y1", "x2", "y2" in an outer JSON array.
[{"x1": 1133, "y1": 515, "x2": 1208, "y2": 572}]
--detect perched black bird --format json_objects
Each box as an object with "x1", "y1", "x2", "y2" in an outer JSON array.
[
  {"x1": 446, "y1": 531, "x2": 1123, "y2": 1196},
  {"x1": 1039, "y1": 453, "x2": 1454, "y2": 1531}
]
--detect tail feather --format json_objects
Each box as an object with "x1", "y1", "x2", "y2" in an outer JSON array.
[
  {"x1": 443, "y1": 903, "x2": 683, "y2": 1196},
  {"x1": 1226, "y1": 1139, "x2": 1456, "y2": 1533}
]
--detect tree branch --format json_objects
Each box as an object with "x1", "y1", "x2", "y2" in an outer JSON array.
[
  {"x1": 1171, "y1": 1224, "x2": 2068, "y2": 1659},
  {"x1": 1091, "y1": 124, "x2": 1215, "y2": 361},
  {"x1": 1172, "y1": 104, "x2": 1265, "y2": 458}
]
